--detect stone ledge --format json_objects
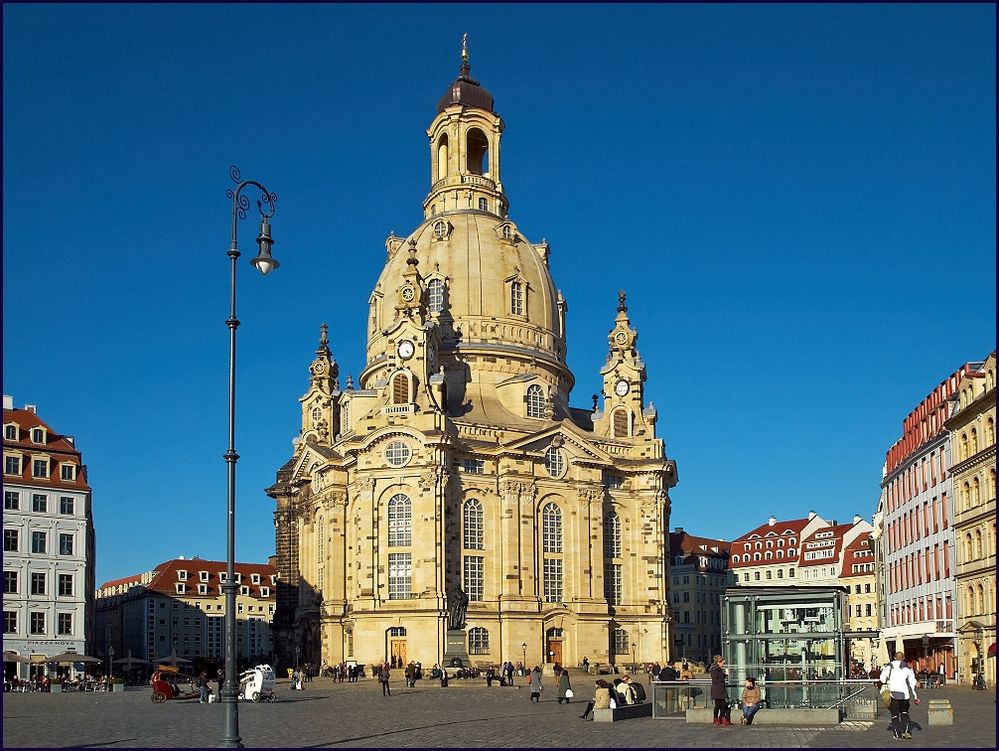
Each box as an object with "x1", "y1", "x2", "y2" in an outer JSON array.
[
  {"x1": 594, "y1": 702, "x2": 653, "y2": 722},
  {"x1": 685, "y1": 707, "x2": 840, "y2": 725}
]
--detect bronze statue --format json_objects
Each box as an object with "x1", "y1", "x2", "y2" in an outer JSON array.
[{"x1": 446, "y1": 584, "x2": 469, "y2": 631}]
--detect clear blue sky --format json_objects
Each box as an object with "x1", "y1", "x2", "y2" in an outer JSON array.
[{"x1": 4, "y1": 4, "x2": 995, "y2": 586}]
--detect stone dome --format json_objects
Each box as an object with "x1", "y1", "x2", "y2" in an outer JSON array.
[{"x1": 368, "y1": 211, "x2": 565, "y2": 372}]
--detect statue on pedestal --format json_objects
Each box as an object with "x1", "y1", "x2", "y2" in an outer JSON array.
[{"x1": 446, "y1": 584, "x2": 469, "y2": 631}]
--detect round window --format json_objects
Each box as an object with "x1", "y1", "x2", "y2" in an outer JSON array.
[
  {"x1": 544, "y1": 446, "x2": 565, "y2": 478},
  {"x1": 385, "y1": 440, "x2": 412, "y2": 467}
]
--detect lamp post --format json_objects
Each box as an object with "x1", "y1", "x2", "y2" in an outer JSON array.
[
  {"x1": 521, "y1": 642, "x2": 527, "y2": 671},
  {"x1": 107, "y1": 645, "x2": 114, "y2": 680},
  {"x1": 922, "y1": 633, "x2": 930, "y2": 672},
  {"x1": 221, "y1": 166, "x2": 279, "y2": 749}
]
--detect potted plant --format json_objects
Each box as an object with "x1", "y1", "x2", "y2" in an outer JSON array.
[{"x1": 111, "y1": 677, "x2": 125, "y2": 692}]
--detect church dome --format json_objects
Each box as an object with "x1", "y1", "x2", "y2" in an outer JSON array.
[
  {"x1": 436, "y1": 60, "x2": 494, "y2": 114},
  {"x1": 368, "y1": 211, "x2": 566, "y2": 374}
]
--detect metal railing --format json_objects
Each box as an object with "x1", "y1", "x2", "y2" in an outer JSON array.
[{"x1": 650, "y1": 679, "x2": 883, "y2": 720}]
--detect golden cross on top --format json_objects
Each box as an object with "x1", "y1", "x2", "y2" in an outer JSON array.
[{"x1": 461, "y1": 33, "x2": 468, "y2": 62}]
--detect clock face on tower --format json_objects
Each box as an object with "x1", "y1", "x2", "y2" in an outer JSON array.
[
  {"x1": 615, "y1": 331, "x2": 627, "y2": 345},
  {"x1": 397, "y1": 339, "x2": 415, "y2": 360},
  {"x1": 614, "y1": 379, "x2": 629, "y2": 397}
]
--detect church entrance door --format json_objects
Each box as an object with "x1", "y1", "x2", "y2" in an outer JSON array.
[
  {"x1": 390, "y1": 640, "x2": 407, "y2": 667},
  {"x1": 547, "y1": 639, "x2": 563, "y2": 665}
]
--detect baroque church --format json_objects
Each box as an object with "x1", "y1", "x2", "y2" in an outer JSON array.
[{"x1": 267, "y1": 46, "x2": 678, "y2": 672}]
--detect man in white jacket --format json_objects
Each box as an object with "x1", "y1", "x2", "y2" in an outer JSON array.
[{"x1": 880, "y1": 652, "x2": 921, "y2": 739}]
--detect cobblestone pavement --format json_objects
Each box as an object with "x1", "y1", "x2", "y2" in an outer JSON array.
[{"x1": 2, "y1": 676, "x2": 995, "y2": 749}]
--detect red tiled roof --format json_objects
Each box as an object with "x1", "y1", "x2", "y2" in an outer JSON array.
[
  {"x1": 798, "y1": 523, "x2": 852, "y2": 568},
  {"x1": 669, "y1": 531, "x2": 730, "y2": 558},
  {"x1": 3, "y1": 407, "x2": 90, "y2": 491},
  {"x1": 144, "y1": 558, "x2": 277, "y2": 599},
  {"x1": 732, "y1": 516, "x2": 813, "y2": 542}
]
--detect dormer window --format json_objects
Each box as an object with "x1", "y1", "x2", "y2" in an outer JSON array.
[
  {"x1": 199, "y1": 571, "x2": 209, "y2": 582},
  {"x1": 502, "y1": 225, "x2": 512, "y2": 241},
  {"x1": 251, "y1": 573, "x2": 261, "y2": 584},
  {"x1": 4, "y1": 425, "x2": 16, "y2": 441},
  {"x1": 175, "y1": 583, "x2": 186, "y2": 594},
  {"x1": 177, "y1": 570, "x2": 188, "y2": 581},
  {"x1": 432, "y1": 219, "x2": 450, "y2": 240},
  {"x1": 511, "y1": 281, "x2": 524, "y2": 316},
  {"x1": 31, "y1": 428, "x2": 45, "y2": 444},
  {"x1": 526, "y1": 384, "x2": 545, "y2": 419},
  {"x1": 260, "y1": 586, "x2": 270, "y2": 597},
  {"x1": 240, "y1": 586, "x2": 250, "y2": 596},
  {"x1": 60, "y1": 464, "x2": 75, "y2": 481},
  {"x1": 32, "y1": 458, "x2": 49, "y2": 478},
  {"x1": 197, "y1": 583, "x2": 208, "y2": 595},
  {"x1": 427, "y1": 278, "x2": 445, "y2": 314}
]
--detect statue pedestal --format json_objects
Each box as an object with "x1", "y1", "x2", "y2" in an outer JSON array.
[{"x1": 444, "y1": 630, "x2": 470, "y2": 667}]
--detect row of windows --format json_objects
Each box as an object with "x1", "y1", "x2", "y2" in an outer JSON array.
[
  {"x1": 174, "y1": 582, "x2": 270, "y2": 597},
  {"x1": 4, "y1": 425, "x2": 47, "y2": 443},
  {"x1": 736, "y1": 568, "x2": 796, "y2": 581},
  {"x1": 958, "y1": 419, "x2": 995, "y2": 460},
  {"x1": 962, "y1": 581, "x2": 992, "y2": 617},
  {"x1": 889, "y1": 596, "x2": 951, "y2": 627},
  {"x1": 3, "y1": 455, "x2": 77, "y2": 480},
  {"x1": 4, "y1": 492, "x2": 77, "y2": 514},
  {"x1": 741, "y1": 536, "x2": 797, "y2": 552},
  {"x1": 4, "y1": 571, "x2": 75, "y2": 596},
  {"x1": 175, "y1": 570, "x2": 273, "y2": 585},
  {"x1": 732, "y1": 548, "x2": 798, "y2": 563},
  {"x1": 959, "y1": 470, "x2": 996, "y2": 511},
  {"x1": 3, "y1": 610, "x2": 74, "y2": 635},
  {"x1": 3, "y1": 529, "x2": 75, "y2": 555}
]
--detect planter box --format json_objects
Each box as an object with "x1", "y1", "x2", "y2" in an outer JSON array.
[{"x1": 112, "y1": 683, "x2": 125, "y2": 692}]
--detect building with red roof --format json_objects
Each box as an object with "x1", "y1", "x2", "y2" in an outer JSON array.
[
  {"x1": 667, "y1": 529, "x2": 733, "y2": 665},
  {"x1": 95, "y1": 557, "x2": 277, "y2": 670}
]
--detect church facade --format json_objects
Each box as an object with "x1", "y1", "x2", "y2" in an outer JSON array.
[{"x1": 267, "y1": 49, "x2": 677, "y2": 672}]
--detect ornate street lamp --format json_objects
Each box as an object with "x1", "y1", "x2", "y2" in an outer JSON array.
[
  {"x1": 221, "y1": 166, "x2": 279, "y2": 749},
  {"x1": 521, "y1": 642, "x2": 527, "y2": 670}
]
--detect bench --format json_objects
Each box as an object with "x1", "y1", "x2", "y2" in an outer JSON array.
[{"x1": 593, "y1": 702, "x2": 653, "y2": 722}]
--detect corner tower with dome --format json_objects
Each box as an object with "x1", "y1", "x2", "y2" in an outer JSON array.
[{"x1": 267, "y1": 46, "x2": 678, "y2": 672}]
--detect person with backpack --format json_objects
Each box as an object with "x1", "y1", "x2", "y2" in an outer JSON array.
[
  {"x1": 622, "y1": 674, "x2": 646, "y2": 703},
  {"x1": 880, "y1": 652, "x2": 920, "y2": 739}
]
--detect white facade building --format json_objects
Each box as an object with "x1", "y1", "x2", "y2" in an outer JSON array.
[{"x1": 3, "y1": 395, "x2": 96, "y2": 679}]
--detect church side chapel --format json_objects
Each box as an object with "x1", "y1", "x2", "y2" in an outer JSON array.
[{"x1": 267, "y1": 41, "x2": 678, "y2": 672}]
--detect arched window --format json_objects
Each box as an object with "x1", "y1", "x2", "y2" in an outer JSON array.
[
  {"x1": 988, "y1": 418, "x2": 995, "y2": 446},
  {"x1": 962, "y1": 482, "x2": 972, "y2": 510},
  {"x1": 961, "y1": 433, "x2": 969, "y2": 460},
  {"x1": 964, "y1": 533, "x2": 974, "y2": 561},
  {"x1": 777, "y1": 568, "x2": 784, "y2": 579},
  {"x1": 974, "y1": 529, "x2": 983, "y2": 558},
  {"x1": 502, "y1": 225, "x2": 512, "y2": 241},
  {"x1": 463, "y1": 499, "x2": 484, "y2": 550},
  {"x1": 392, "y1": 372, "x2": 410, "y2": 404},
  {"x1": 764, "y1": 551, "x2": 772, "y2": 560},
  {"x1": 966, "y1": 587, "x2": 976, "y2": 615},
  {"x1": 731, "y1": 555, "x2": 740, "y2": 564},
  {"x1": 387, "y1": 494, "x2": 412, "y2": 546},
  {"x1": 466, "y1": 128, "x2": 489, "y2": 175},
  {"x1": 511, "y1": 280, "x2": 525, "y2": 316},
  {"x1": 436, "y1": 134, "x2": 448, "y2": 182},
  {"x1": 427, "y1": 278, "x2": 445, "y2": 314},
  {"x1": 603, "y1": 512, "x2": 621, "y2": 558},
  {"x1": 468, "y1": 627, "x2": 489, "y2": 655},
  {"x1": 612, "y1": 409, "x2": 629, "y2": 438},
  {"x1": 977, "y1": 583, "x2": 987, "y2": 616},
  {"x1": 526, "y1": 384, "x2": 544, "y2": 418},
  {"x1": 788, "y1": 548, "x2": 797, "y2": 557},
  {"x1": 753, "y1": 553, "x2": 761, "y2": 561},
  {"x1": 388, "y1": 626, "x2": 407, "y2": 637},
  {"x1": 989, "y1": 468, "x2": 996, "y2": 500},
  {"x1": 542, "y1": 503, "x2": 562, "y2": 553},
  {"x1": 777, "y1": 549, "x2": 785, "y2": 558},
  {"x1": 970, "y1": 428, "x2": 979, "y2": 454}
]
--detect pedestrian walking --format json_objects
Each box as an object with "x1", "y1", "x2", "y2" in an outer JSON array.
[
  {"x1": 556, "y1": 668, "x2": 572, "y2": 704},
  {"x1": 196, "y1": 671, "x2": 210, "y2": 704},
  {"x1": 881, "y1": 652, "x2": 920, "y2": 739},
  {"x1": 709, "y1": 654, "x2": 731, "y2": 726},
  {"x1": 378, "y1": 663, "x2": 392, "y2": 696},
  {"x1": 528, "y1": 666, "x2": 542, "y2": 702}
]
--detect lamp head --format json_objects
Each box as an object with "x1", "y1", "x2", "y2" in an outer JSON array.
[{"x1": 251, "y1": 215, "x2": 279, "y2": 275}]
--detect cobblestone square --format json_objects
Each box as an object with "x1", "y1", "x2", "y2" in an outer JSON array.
[{"x1": 2, "y1": 677, "x2": 996, "y2": 749}]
